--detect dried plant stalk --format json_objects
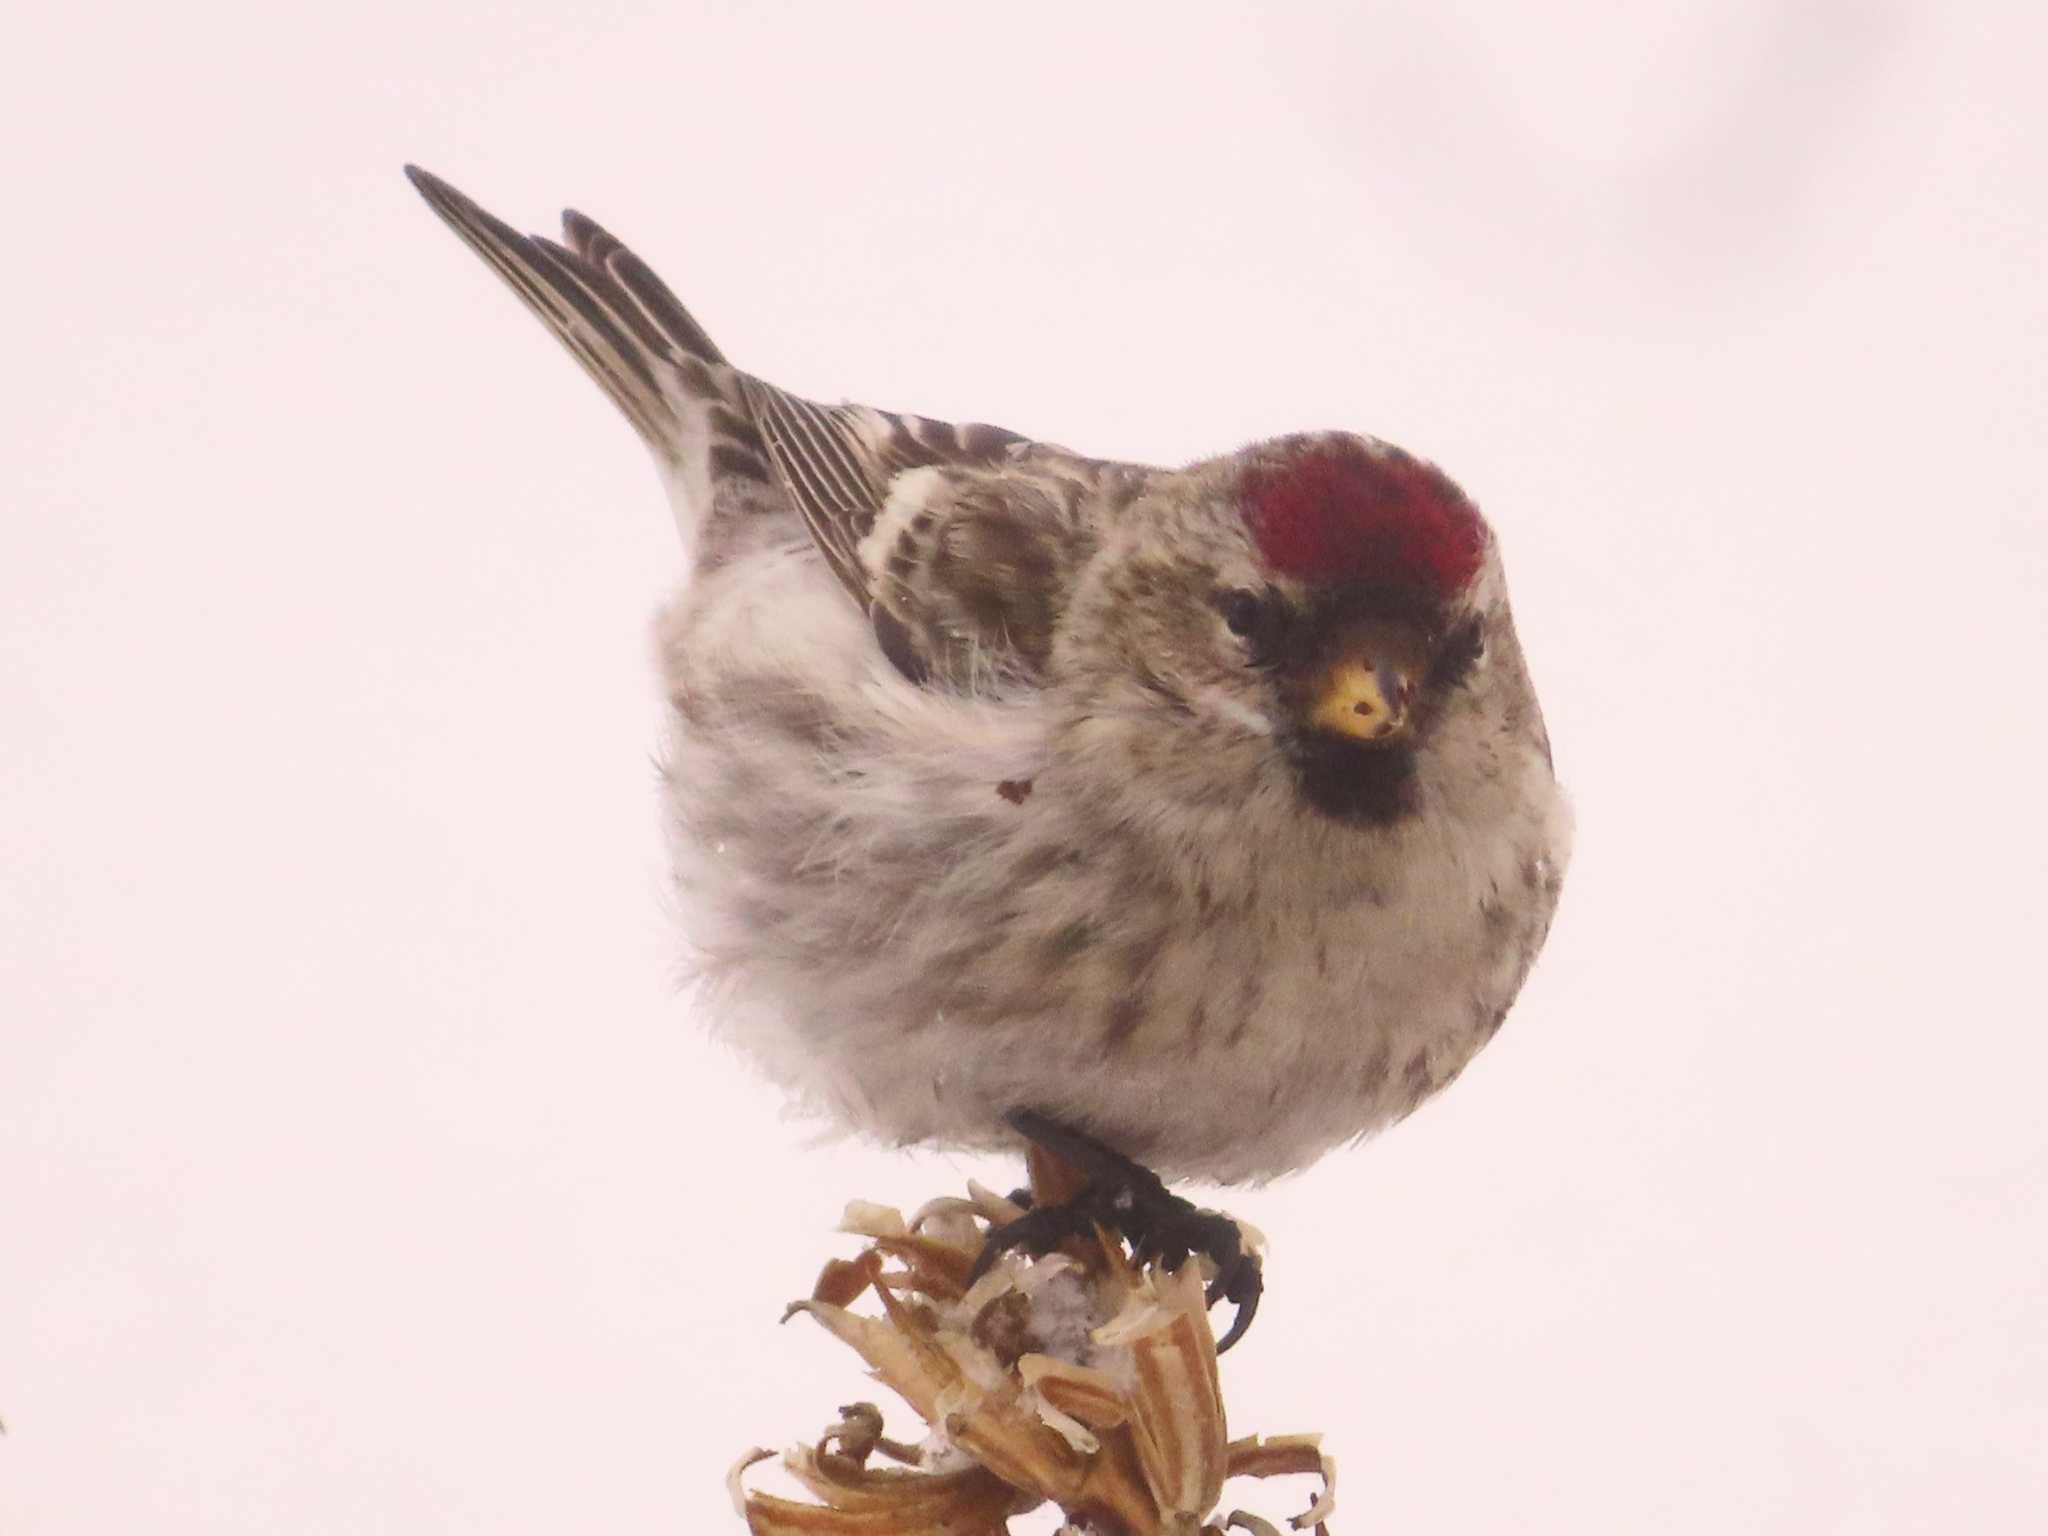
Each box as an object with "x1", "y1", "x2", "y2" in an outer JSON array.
[{"x1": 731, "y1": 1167, "x2": 1335, "y2": 1536}]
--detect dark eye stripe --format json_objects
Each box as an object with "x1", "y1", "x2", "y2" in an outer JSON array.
[{"x1": 1427, "y1": 619, "x2": 1486, "y2": 693}]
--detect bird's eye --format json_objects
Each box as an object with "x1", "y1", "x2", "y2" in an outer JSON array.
[
  {"x1": 1427, "y1": 619, "x2": 1487, "y2": 693},
  {"x1": 1220, "y1": 589, "x2": 1263, "y2": 638}
]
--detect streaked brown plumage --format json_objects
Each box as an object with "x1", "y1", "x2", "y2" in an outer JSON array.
[{"x1": 405, "y1": 166, "x2": 1570, "y2": 1186}]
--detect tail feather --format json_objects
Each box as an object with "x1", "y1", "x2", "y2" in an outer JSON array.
[
  {"x1": 561, "y1": 208, "x2": 728, "y2": 367},
  {"x1": 404, "y1": 164, "x2": 726, "y2": 460}
]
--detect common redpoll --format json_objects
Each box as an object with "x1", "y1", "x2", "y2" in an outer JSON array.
[{"x1": 407, "y1": 168, "x2": 1570, "y2": 1344}]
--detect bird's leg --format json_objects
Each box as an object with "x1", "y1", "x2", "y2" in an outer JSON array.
[{"x1": 969, "y1": 1108, "x2": 1264, "y2": 1352}]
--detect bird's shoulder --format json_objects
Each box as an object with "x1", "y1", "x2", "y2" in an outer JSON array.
[
  {"x1": 861, "y1": 438, "x2": 1160, "y2": 687},
  {"x1": 743, "y1": 381, "x2": 1158, "y2": 685}
]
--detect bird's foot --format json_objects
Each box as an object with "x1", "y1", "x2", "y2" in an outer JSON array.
[{"x1": 969, "y1": 1109, "x2": 1263, "y2": 1352}]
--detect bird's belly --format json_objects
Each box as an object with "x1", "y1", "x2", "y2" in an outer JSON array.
[
  {"x1": 674, "y1": 790, "x2": 1549, "y2": 1183},
  {"x1": 952, "y1": 901, "x2": 1526, "y2": 1182}
]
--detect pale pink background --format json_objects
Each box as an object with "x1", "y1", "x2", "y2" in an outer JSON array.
[{"x1": 6, "y1": 3, "x2": 2044, "y2": 1531}]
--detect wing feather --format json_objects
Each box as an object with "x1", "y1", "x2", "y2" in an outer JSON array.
[
  {"x1": 408, "y1": 166, "x2": 1143, "y2": 688},
  {"x1": 741, "y1": 378, "x2": 874, "y2": 599},
  {"x1": 737, "y1": 376, "x2": 1146, "y2": 683}
]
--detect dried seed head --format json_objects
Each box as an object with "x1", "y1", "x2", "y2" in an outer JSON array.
[{"x1": 732, "y1": 1171, "x2": 1336, "y2": 1536}]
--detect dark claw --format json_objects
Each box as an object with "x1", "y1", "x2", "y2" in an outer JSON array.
[
  {"x1": 974, "y1": 1109, "x2": 1266, "y2": 1353},
  {"x1": 1211, "y1": 1250, "x2": 1263, "y2": 1352},
  {"x1": 967, "y1": 1201, "x2": 1091, "y2": 1284}
]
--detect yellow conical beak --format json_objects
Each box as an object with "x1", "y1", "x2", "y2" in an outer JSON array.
[{"x1": 1309, "y1": 654, "x2": 1413, "y2": 743}]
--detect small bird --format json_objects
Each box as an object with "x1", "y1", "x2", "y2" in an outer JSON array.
[{"x1": 406, "y1": 167, "x2": 1569, "y2": 1345}]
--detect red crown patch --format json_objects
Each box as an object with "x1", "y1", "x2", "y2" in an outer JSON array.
[{"x1": 1241, "y1": 439, "x2": 1484, "y2": 598}]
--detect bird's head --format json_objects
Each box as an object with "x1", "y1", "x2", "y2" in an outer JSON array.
[{"x1": 1061, "y1": 433, "x2": 1518, "y2": 826}]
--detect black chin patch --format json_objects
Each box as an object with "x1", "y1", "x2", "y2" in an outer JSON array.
[{"x1": 1288, "y1": 734, "x2": 1419, "y2": 825}]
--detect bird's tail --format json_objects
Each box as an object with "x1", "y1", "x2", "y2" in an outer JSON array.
[
  {"x1": 405, "y1": 165, "x2": 799, "y2": 563},
  {"x1": 404, "y1": 164, "x2": 735, "y2": 464}
]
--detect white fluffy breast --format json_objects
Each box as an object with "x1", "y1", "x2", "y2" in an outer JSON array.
[{"x1": 647, "y1": 537, "x2": 1567, "y2": 1182}]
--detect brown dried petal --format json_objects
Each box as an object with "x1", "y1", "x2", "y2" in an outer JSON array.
[
  {"x1": 837, "y1": 1201, "x2": 910, "y2": 1239},
  {"x1": 783, "y1": 1445, "x2": 988, "y2": 1513},
  {"x1": 790, "y1": 1300, "x2": 960, "y2": 1421},
  {"x1": 735, "y1": 1450, "x2": 1019, "y2": 1536},
  {"x1": 932, "y1": 1355, "x2": 1094, "y2": 1501},
  {"x1": 910, "y1": 1191, "x2": 1020, "y2": 1242},
  {"x1": 809, "y1": 1250, "x2": 884, "y2": 1309},
  {"x1": 1223, "y1": 1435, "x2": 1336, "y2": 1530},
  {"x1": 870, "y1": 1233, "x2": 981, "y2": 1298},
  {"x1": 962, "y1": 1182, "x2": 1029, "y2": 1225},
  {"x1": 1118, "y1": 1265, "x2": 1228, "y2": 1525},
  {"x1": 1067, "y1": 1426, "x2": 1174, "y2": 1536},
  {"x1": 792, "y1": 1298, "x2": 1092, "y2": 1510},
  {"x1": 1017, "y1": 1355, "x2": 1130, "y2": 1431},
  {"x1": 1223, "y1": 1437, "x2": 1323, "y2": 1481}
]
